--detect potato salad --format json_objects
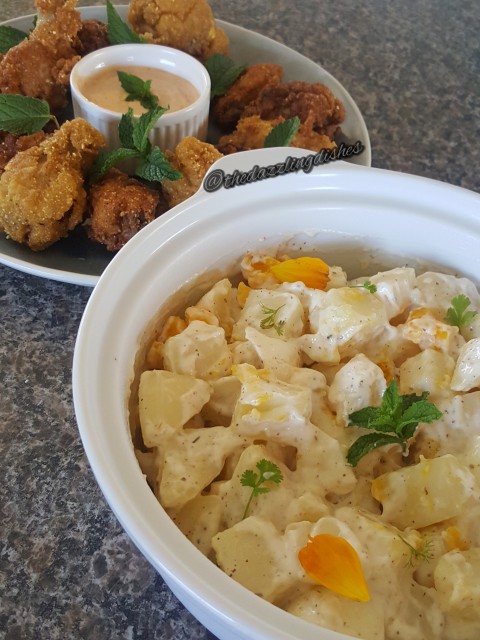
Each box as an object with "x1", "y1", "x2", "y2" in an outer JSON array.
[{"x1": 133, "y1": 252, "x2": 480, "y2": 640}]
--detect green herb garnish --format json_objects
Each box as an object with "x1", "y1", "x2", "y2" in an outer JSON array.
[
  {"x1": 240, "y1": 459, "x2": 283, "y2": 519},
  {"x1": 264, "y1": 117, "x2": 301, "y2": 148},
  {"x1": 106, "y1": 0, "x2": 146, "y2": 45},
  {"x1": 398, "y1": 535, "x2": 434, "y2": 567},
  {"x1": 0, "y1": 94, "x2": 57, "y2": 135},
  {"x1": 89, "y1": 106, "x2": 181, "y2": 184},
  {"x1": 204, "y1": 53, "x2": 246, "y2": 98},
  {"x1": 117, "y1": 71, "x2": 160, "y2": 111},
  {"x1": 346, "y1": 380, "x2": 442, "y2": 466},
  {"x1": 444, "y1": 294, "x2": 478, "y2": 328},
  {"x1": 260, "y1": 303, "x2": 286, "y2": 335},
  {"x1": 349, "y1": 280, "x2": 377, "y2": 294},
  {"x1": 0, "y1": 25, "x2": 28, "y2": 54}
]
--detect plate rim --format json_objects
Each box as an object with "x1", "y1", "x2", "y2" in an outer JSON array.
[{"x1": 0, "y1": 4, "x2": 371, "y2": 287}]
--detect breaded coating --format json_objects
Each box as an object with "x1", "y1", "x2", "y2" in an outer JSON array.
[
  {"x1": 242, "y1": 81, "x2": 345, "y2": 137},
  {"x1": 162, "y1": 136, "x2": 223, "y2": 208},
  {"x1": 74, "y1": 20, "x2": 110, "y2": 56},
  {"x1": 0, "y1": 131, "x2": 48, "y2": 177},
  {"x1": 212, "y1": 64, "x2": 283, "y2": 130},
  {"x1": 128, "y1": 0, "x2": 226, "y2": 61},
  {"x1": 86, "y1": 169, "x2": 168, "y2": 252},
  {"x1": 0, "y1": 0, "x2": 82, "y2": 112},
  {"x1": 0, "y1": 119, "x2": 105, "y2": 251},
  {"x1": 202, "y1": 25, "x2": 229, "y2": 58},
  {"x1": 217, "y1": 115, "x2": 337, "y2": 154}
]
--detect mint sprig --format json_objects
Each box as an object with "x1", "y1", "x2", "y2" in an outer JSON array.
[
  {"x1": 89, "y1": 107, "x2": 181, "y2": 184},
  {"x1": 0, "y1": 94, "x2": 55, "y2": 135},
  {"x1": 204, "y1": 53, "x2": 246, "y2": 98},
  {"x1": 346, "y1": 380, "x2": 442, "y2": 466},
  {"x1": 106, "y1": 0, "x2": 146, "y2": 45},
  {"x1": 264, "y1": 117, "x2": 301, "y2": 148},
  {"x1": 444, "y1": 294, "x2": 478, "y2": 328},
  {"x1": 0, "y1": 25, "x2": 28, "y2": 54},
  {"x1": 117, "y1": 71, "x2": 160, "y2": 111}
]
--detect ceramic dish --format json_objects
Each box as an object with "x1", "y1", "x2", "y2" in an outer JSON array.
[
  {"x1": 73, "y1": 147, "x2": 480, "y2": 640},
  {"x1": 0, "y1": 5, "x2": 370, "y2": 286}
]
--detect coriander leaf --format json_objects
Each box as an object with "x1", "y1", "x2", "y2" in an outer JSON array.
[
  {"x1": 444, "y1": 294, "x2": 478, "y2": 328},
  {"x1": 362, "y1": 280, "x2": 377, "y2": 294},
  {"x1": 347, "y1": 379, "x2": 442, "y2": 465},
  {"x1": 0, "y1": 25, "x2": 28, "y2": 54},
  {"x1": 135, "y1": 146, "x2": 182, "y2": 182},
  {"x1": 264, "y1": 116, "x2": 301, "y2": 148},
  {"x1": 132, "y1": 105, "x2": 168, "y2": 153},
  {"x1": 117, "y1": 71, "x2": 159, "y2": 110},
  {"x1": 204, "y1": 53, "x2": 246, "y2": 97},
  {"x1": 0, "y1": 94, "x2": 52, "y2": 134},
  {"x1": 240, "y1": 459, "x2": 283, "y2": 519},
  {"x1": 346, "y1": 432, "x2": 403, "y2": 467},
  {"x1": 106, "y1": 0, "x2": 146, "y2": 45},
  {"x1": 89, "y1": 147, "x2": 140, "y2": 183}
]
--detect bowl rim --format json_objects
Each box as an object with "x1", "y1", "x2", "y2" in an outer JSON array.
[{"x1": 73, "y1": 151, "x2": 480, "y2": 640}]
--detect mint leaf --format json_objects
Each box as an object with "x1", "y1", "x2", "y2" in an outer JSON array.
[
  {"x1": 106, "y1": 0, "x2": 146, "y2": 45},
  {"x1": 0, "y1": 94, "x2": 52, "y2": 134},
  {"x1": 444, "y1": 294, "x2": 478, "y2": 328},
  {"x1": 136, "y1": 146, "x2": 182, "y2": 182},
  {"x1": 264, "y1": 117, "x2": 301, "y2": 148},
  {"x1": 204, "y1": 53, "x2": 246, "y2": 97},
  {"x1": 0, "y1": 25, "x2": 28, "y2": 54},
  {"x1": 118, "y1": 109, "x2": 136, "y2": 148},
  {"x1": 347, "y1": 432, "x2": 403, "y2": 467},
  {"x1": 132, "y1": 106, "x2": 168, "y2": 153},
  {"x1": 89, "y1": 147, "x2": 140, "y2": 183},
  {"x1": 117, "y1": 71, "x2": 159, "y2": 110},
  {"x1": 347, "y1": 380, "x2": 442, "y2": 465}
]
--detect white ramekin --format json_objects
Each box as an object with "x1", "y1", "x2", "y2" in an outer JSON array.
[{"x1": 70, "y1": 43, "x2": 211, "y2": 152}]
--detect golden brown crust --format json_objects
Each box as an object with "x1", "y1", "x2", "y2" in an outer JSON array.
[
  {"x1": 0, "y1": 119, "x2": 105, "y2": 251},
  {"x1": 162, "y1": 136, "x2": 223, "y2": 208},
  {"x1": 212, "y1": 64, "x2": 283, "y2": 131},
  {"x1": 128, "y1": 0, "x2": 224, "y2": 61}
]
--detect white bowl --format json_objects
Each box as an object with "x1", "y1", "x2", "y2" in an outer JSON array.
[
  {"x1": 70, "y1": 43, "x2": 211, "y2": 152},
  {"x1": 72, "y1": 148, "x2": 480, "y2": 640}
]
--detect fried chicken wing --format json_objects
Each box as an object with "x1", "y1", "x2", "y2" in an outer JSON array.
[
  {"x1": 242, "y1": 81, "x2": 345, "y2": 137},
  {"x1": 128, "y1": 0, "x2": 226, "y2": 61},
  {"x1": 86, "y1": 169, "x2": 167, "y2": 252},
  {"x1": 162, "y1": 136, "x2": 223, "y2": 208},
  {"x1": 0, "y1": 0, "x2": 82, "y2": 112},
  {"x1": 217, "y1": 115, "x2": 336, "y2": 155},
  {"x1": 212, "y1": 64, "x2": 283, "y2": 131},
  {"x1": 0, "y1": 119, "x2": 105, "y2": 251}
]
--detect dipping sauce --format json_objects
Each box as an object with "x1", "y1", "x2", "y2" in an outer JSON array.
[{"x1": 79, "y1": 64, "x2": 199, "y2": 116}]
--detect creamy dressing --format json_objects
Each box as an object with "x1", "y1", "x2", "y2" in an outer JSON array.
[{"x1": 79, "y1": 65, "x2": 199, "y2": 115}]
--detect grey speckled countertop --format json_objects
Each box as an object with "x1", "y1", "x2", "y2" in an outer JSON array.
[{"x1": 0, "y1": 1, "x2": 479, "y2": 639}]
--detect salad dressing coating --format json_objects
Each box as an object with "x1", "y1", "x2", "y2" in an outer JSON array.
[{"x1": 133, "y1": 252, "x2": 480, "y2": 640}]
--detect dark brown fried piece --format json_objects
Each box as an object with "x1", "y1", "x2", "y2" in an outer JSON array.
[
  {"x1": 217, "y1": 115, "x2": 337, "y2": 155},
  {"x1": 162, "y1": 136, "x2": 223, "y2": 208},
  {"x1": 212, "y1": 64, "x2": 283, "y2": 131},
  {"x1": 0, "y1": 119, "x2": 105, "y2": 251},
  {"x1": 0, "y1": 0, "x2": 82, "y2": 112},
  {"x1": 86, "y1": 169, "x2": 168, "y2": 252},
  {"x1": 242, "y1": 81, "x2": 345, "y2": 137},
  {"x1": 74, "y1": 20, "x2": 110, "y2": 56},
  {"x1": 128, "y1": 0, "x2": 225, "y2": 61}
]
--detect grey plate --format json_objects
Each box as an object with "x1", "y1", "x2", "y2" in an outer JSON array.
[{"x1": 0, "y1": 5, "x2": 371, "y2": 286}]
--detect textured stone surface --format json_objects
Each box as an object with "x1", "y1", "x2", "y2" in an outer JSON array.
[{"x1": 0, "y1": 1, "x2": 479, "y2": 639}]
